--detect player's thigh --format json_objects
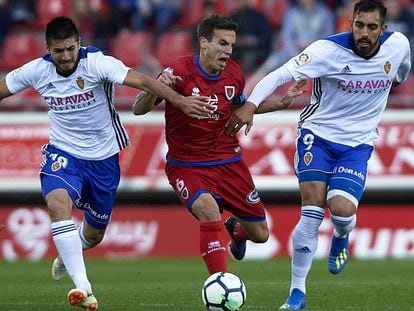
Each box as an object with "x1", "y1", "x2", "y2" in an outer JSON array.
[
  {"x1": 217, "y1": 161, "x2": 266, "y2": 221},
  {"x1": 299, "y1": 181, "x2": 327, "y2": 207},
  {"x1": 328, "y1": 143, "x2": 373, "y2": 210},
  {"x1": 165, "y1": 163, "x2": 221, "y2": 219},
  {"x1": 294, "y1": 128, "x2": 334, "y2": 184},
  {"x1": 81, "y1": 154, "x2": 120, "y2": 230}
]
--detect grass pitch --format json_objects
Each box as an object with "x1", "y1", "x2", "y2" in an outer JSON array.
[{"x1": 0, "y1": 258, "x2": 412, "y2": 310}]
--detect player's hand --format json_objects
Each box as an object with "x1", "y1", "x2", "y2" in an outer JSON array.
[
  {"x1": 225, "y1": 101, "x2": 257, "y2": 136},
  {"x1": 280, "y1": 79, "x2": 308, "y2": 108},
  {"x1": 157, "y1": 71, "x2": 182, "y2": 87},
  {"x1": 179, "y1": 95, "x2": 215, "y2": 118}
]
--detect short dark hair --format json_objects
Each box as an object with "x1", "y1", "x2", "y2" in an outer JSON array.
[
  {"x1": 45, "y1": 16, "x2": 80, "y2": 45},
  {"x1": 353, "y1": 0, "x2": 387, "y2": 24},
  {"x1": 197, "y1": 14, "x2": 238, "y2": 41}
]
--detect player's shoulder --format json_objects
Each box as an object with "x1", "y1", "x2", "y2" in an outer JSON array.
[
  {"x1": 168, "y1": 54, "x2": 196, "y2": 74},
  {"x1": 225, "y1": 58, "x2": 243, "y2": 75},
  {"x1": 385, "y1": 31, "x2": 410, "y2": 45}
]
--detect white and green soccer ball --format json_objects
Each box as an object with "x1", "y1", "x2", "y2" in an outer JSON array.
[{"x1": 202, "y1": 272, "x2": 247, "y2": 311}]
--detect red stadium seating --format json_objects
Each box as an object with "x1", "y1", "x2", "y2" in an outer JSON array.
[
  {"x1": 0, "y1": 32, "x2": 45, "y2": 71},
  {"x1": 109, "y1": 31, "x2": 153, "y2": 69},
  {"x1": 35, "y1": 0, "x2": 72, "y2": 29},
  {"x1": 154, "y1": 31, "x2": 194, "y2": 67}
]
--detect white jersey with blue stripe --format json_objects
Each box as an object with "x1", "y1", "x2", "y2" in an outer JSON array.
[
  {"x1": 6, "y1": 46, "x2": 131, "y2": 160},
  {"x1": 287, "y1": 31, "x2": 411, "y2": 146}
]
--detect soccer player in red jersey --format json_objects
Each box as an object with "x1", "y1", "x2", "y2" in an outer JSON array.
[{"x1": 133, "y1": 14, "x2": 306, "y2": 274}]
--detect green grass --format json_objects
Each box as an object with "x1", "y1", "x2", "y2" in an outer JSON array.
[{"x1": 0, "y1": 258, "x2": 412, "y2": 310}]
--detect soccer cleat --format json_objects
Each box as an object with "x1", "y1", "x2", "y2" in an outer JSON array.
[
  {"x1": 52, "y1": 256, "x2": 67, "y2": 280},
  {"x1": 67, "y1": 289, "x2": 99, "y2": 310},
  {"x1": 328, "y1": 235, "x2": 349, "y2": 274},
  {"x1": 279, "y1": 288, "x2": 306, "y2": 310},
  {"x1": 224, "y1": 216, "x2": 246, "y2": 260}
]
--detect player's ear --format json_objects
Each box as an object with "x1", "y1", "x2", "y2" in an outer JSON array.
[
  {"x1": 199, "y1": 36, "x2": 208, "y2": 49},
  {"x1": 381, "y1": 23, "x2": 387, "y2": 35}
]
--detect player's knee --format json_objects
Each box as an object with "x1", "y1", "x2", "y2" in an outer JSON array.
[
  {"x1": 328, "y1": 200, "x2": 356, "y2": 217},
  {"x1": 249, "y1": 227, "x2": 269, "y2": 243},
  {"x1": 45, "y1": 190, "x2": 72, "y2": 221}
]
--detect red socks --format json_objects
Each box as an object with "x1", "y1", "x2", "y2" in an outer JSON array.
[{"x1": 200, "y1": 221, "x2": 227, "y2": 274}]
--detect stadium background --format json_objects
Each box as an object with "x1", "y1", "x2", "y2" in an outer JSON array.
[{"x1": 0, "y1": 0, "x2": 413, "y2": 261}]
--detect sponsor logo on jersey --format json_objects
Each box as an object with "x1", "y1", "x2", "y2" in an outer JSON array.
[
  {"x1": 246, "y1": 189, "x2": 260, "y2": 204},
  {"x1": 293, "y1": 53, "x2": 310, "y2": 67},
  {"x1": 191, "y1": 87, "x2": 200, "y2": 96},
  {"x1": 199, "y1": 94, "x2": 220, "y2": 120},
  {"x1": 383, "y1": 61, "x2": 391, "y2": 74},
  {"x1": 341, "y1": 65, "x2": 352, "y2": 73},
  {"x1": 76, "y1": 76, "x2": 85, "y2": 90},
  {"x1": 224, "y1": 85, "x2": 235, "y2": 100},
  {"x1": 337, "y1": 78, "x2": 393, "y2": 94},
  {"x1": 175, "y1": 178, "x2": 189, "y2": 200},
  {"x1": 46, "y1": 82, "x2": 55, "y2": 89},
  {"x1": 333, "y1": 165, "x2": 365, "y2": 181},
  {"x1": 45, "y1": 91, "x2": 97, "y2": 111},
  {"x1": 304, "y1": 151, "x2": 313, "y2": 165}
]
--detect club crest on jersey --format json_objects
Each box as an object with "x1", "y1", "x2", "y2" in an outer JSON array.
[
  {"x1": 246, "y1": 189, "x2": 260, "y2": 204},
  {"x1": 76, "y1": 76, "x2": 85, "y2": 90},
  {"x1": 383, "y1": 61, "x2": 391, "y2": 75},
  {"x1": 293, "y1": 53, "x2": 310, "y2": 67},
  {"x1": 51, "y1": 161, "x2": 62, "y2": 172},
  {"x1": 304, "y1": 151, "x2": 313, "y2": 166},
  {"x1": 225, "y1": 86, "x2": 235, "y2": 100}
]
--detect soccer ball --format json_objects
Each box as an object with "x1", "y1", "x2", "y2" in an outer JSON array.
[{"x1": 202, "y1": 272, "x2": 246, "y2": 311}]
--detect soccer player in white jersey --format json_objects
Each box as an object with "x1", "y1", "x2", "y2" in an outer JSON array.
[
  {"x1": 0, "y1": 17, "x2": 213, "y2": 310},
  {"x1": 225, "y1": 0, "x2": 411, "y2": 309}
]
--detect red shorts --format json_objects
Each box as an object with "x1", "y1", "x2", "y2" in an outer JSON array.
[{"x1": 165, "y1": 160, "x2": 266, "y2": 221}]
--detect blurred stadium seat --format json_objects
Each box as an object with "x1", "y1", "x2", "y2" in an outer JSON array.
[
  {"x1": 154, "y1": 31, "x2": 193, "y2": 67},
  {"x1": 109, "y1": 31, "x2": 152, "y2": 69},
  {"x1": 35, "y1": 0, "x2": 72, "y2": 29},
  {"x1": 264, "y1": 0, "x2": 288, "y2": 29},
  {"x1": 0, "y1": 32, "x2": 45, "y2": 71}
]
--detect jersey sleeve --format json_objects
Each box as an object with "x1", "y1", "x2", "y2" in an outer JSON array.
[
  {"x1": 394, "y1": 32, "x2": 411, "y2": 83},
  {"x1": 90, "y1": 52, "x2": 130, "y2": 85},
  {"x1": 5, "y1": 59, "x2": 42, "y2": 94},
  {"x1": 285, "y1": 40, "x2": 338, "y2": 80}
]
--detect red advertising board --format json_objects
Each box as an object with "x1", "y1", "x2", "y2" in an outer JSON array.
[
  {"x1": 0, "y1": 111, "x2": 414, "y2": 192},
  {"x1": 0, "y1": 204, "x2": 413, "y2": 260}
]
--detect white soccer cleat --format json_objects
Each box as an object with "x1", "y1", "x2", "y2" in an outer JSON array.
[
  {"x1": 51, "y1": 256, "x2": 67, "y2": 281},
  {"x1": 67, "y1": 288, "x2": 99, "y2": 310}
]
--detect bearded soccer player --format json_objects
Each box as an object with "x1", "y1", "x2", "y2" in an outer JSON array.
[
  {"x1": 0, "y1": 16, "x2": 211, "y2": 310},
  {"x1": 133, "y1": 14, "x2": 305, "y2": 275},
  {"x1": 225, "y1": 0, "x2": 411, "y2": 309}
]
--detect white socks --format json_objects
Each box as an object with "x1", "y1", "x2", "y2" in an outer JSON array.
[
  {"x1": 330, "y1": 213, "x2": 356, "y2": 238},
  {"x1": 51, "y1": 220, "x2": 92, "y2": 293},
  {"x1": 290, "y1": 205, "x2": 325, "y2": 294}
]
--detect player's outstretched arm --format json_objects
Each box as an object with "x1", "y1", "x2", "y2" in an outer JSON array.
[
  {"x1": 133, "y1": 71, "x2": 183, "y2": 115},
  {"x1": 124, "y1": 69, "x2": 214, "y2": 118},
  {"x1": 132, "y1": 91, "x2": 157, "y2": 115},
  {"x1": 255, "y1": 79, "x2": 307, "y2": 114},
  {"x1": 0, "y1": 78, "x2": 13, "y2": 102}
]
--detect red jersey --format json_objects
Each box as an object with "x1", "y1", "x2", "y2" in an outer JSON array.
[{"x1": 163, "y1": 54, "x2": 246, "y2": 166}]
